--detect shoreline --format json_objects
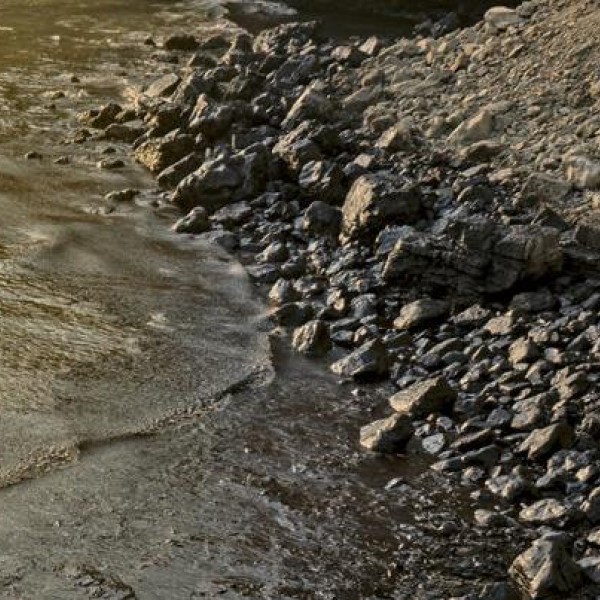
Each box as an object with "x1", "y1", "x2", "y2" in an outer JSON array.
[{"x1": 71, "y1": 1, "x2": 600, "y2": 597}]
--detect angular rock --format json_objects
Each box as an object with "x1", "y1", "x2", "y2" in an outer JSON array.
[
  {"x1": 393, "y1": 299, "x2": 449, "y2": 330},
  {"x1": 134, "y1": 134, "x2": 195, "y2": 174},
  {"x1": 509, "y1": 538, "x2": 582, "y2": 600},
  {"x1": 389, "y1": 377, "x2": 456, "y2": 418},
  {"x1": 340, "y1": 173, "x2": 421, "y2": 244},
  {"x1": 172, "y1": 206, "x2": 209, "y2": 234},
  {"x1": 330, "y1": 339, "x2": 389, "y2": 380},
  {"x1": 519, "y1": 423, "x2": 574, "y2": 462},
  {"x1": 303, "y1": 201, "x2": 342, "y2": 238},
  {"x1": 292, "y1": 320, "x2": 332, "y2": 357},
  {"x1": 360, "y1": 413, "x2": 414, "y2": 454}
]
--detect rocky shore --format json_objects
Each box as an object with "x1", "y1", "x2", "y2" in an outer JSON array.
[{"x1": 69, "y1": 0, "x2": 600, "y2": 597}]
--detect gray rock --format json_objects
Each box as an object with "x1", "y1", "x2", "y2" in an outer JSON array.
[
  {"x1": 360, "y1": 413, "x2": 414, "y2": 454},
  {"x1": 144, "y1": 73, "x2": 181, "y2": 98},
  {"x1": 519, "y1": 498, "x2": 573, "y2": 527},
  {"x1": 172, "y1": 206, "x2": 209, "y2": 234},
  {"x1": 303, "y1": 201, "x2": 342, "y2": 238},
  {"x1": 519, "y1": 423, "x2": 574, "y2": 462}
]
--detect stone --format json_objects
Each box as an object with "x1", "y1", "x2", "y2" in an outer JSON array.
[
  {"x1": 134, "y1": 134, "x2": 195, "y2": 174},
  {"x1": 566, "y1": 156, "x2": 600, "y2": 189},
  {"x1": 484, "y1": 7, "x2": 524, "y2": 30},
  {"x1": 581, "y1": 487, "x2": 600, "y2": 524},
  {"x1": 508, "y1": 339, "x2": 540, "y2": 365},
  {"x1": 360, "y1": 413, "x2": 414, "y2": 454},
  {"x1": 518, "y1": 423, "x2": 574, "y2": 462},
  {"x1": 172, "y1": 206, "x2": 210, "y2": 234},
  {"x1": 509, "y1": 538, "x2": 582, "y2": 600},
  {"x1": 376, "y1": 122, "x2": 417, "y2": 153},
  {"x1": 302, "y1": 201, "x2": 342, "y2": 238},
  {"x1": 163, "y1": 33, "x2": 199, "y2": 51},
  {"x1": 448, "y1": 109, "x2": 494, "y2": 145},
  {"x1": 172, "y1": 145, "x2": 269, "y2": 213},
  {"x1": 389, "y1": 377, "x2": 456, "y2": 418},
  {"x1": 519, "y1": 499, "x2": 573, "y2": 527},
  {"x1": 578, "y1": 556, "x2": 600, "y2": 584},
  {"x1": 282, "y1": 86, "x2": 334, "y2": 127},
  {"x1": 144, "y1": 73, "x2": 181, "y2": 98},
  {"x1": 271, "y1": 302, "x2": 314, "y2": 327},
  {"x1": 393, "y1": 299, "x2": 449, "y2": 330},
  {"x1": 522, "y1": 173, "x2": 571, "y2": 204},
  {"x1": 340, "y1": 174, "x2": 421, "y2": 244},
  {"x1": 189, "y1": 94, "x2": 233, "y2": 140},
  {"x1": 298, "y1": 160, "x2": 345, "y2": 204},
  {"x1": 330, "y1": 339, "x2": 389, "y2": 380},
  {"x1": 292, "y1": 320, "x2": 332, "y2": 357},
  {"x1": 157, "y1": 153, "x2": 203, "y2": 190}
]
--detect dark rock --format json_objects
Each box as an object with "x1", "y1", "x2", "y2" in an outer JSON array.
[
  {"x1": 163, "y1": 34, "x2": 199, "y2": 51},
  {"x1": 330, "y1": 339, "x2": 389, "y2": 380},
  {"x1": 303, "y1": 201, "x2": 342, "y2": 238},
  {"x1": 172, "y1": 206, "x2": 210, "y2": 234},
  {"x1": 134, "y1": 133, "x2": 195, "y2": 174}
]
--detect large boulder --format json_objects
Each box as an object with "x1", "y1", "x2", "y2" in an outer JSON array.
[
  {"x1": 134, "y1": 133, "x2": 195, "y2": 174},
  {"x1": 360, "y1": 413, "x2": 414, "y2": 453},
  {"x1": 383, "y1": 217, "x2": 562, "y2": 299},
  {"x1": 389, "y1": 377, "x2": 456, "y2": 418},
  {"x1": 340, "y1": 173, "x2": 422, "y2": 244}
]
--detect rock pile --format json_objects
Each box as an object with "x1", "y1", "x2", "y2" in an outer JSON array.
[{"x1": 73, "y1": 1, "x2": 600, "y2": 596}]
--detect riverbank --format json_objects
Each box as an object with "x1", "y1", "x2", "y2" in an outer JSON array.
[{"x1": 63, "y1": 0, "x2": 600, "y2": 597}]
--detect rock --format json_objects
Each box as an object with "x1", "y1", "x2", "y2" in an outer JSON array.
[
  {"x1": 509, "y1": 537, "x2": 582, "y2": 600},
  {"x1": 271, "y1": 302, "x2": 314, "y2": 327},
  {"x1": 189, "y1": 94, "x2": 233, "y2": 140},
  {"x1": 359, "y1": 413, "x2": 414, "y2": 454},
  {"x1": 172, "y1": 145, "x2": 269, "y2": 213},
  {"x1": 393, "y1": 299, "x2": 449, "y2": 330},
  {"x1": 269, "y1": 279, "x2": 300, "y2": 305},
  {"x1": 522, "y1": 173, "x2": 571, "y2": 204},
  {"x1": 509, "y1": 339, "x2": 540, "y2": 365},
  {"x1": 163, "y1": 33, "x2": 199, "y2": 51},
  {"x1": 282, "y1": 85, "x2": 334, "y2": 127},
  {"x1": 82, "y1": 102, "x2": 122, "y2": 129},
  {"x1": 578, "y1": 556, "x2": 600, "y2": 584},
  {"x1": 340, "y1": 173, "x2": 421, "y2": 244},
  {"x1": 144, "y1": 73, "x2": 181, "y2": 98},
  {"x1": 448, "y1": 109, "x2": 494, "y2": 145},
  {"x1": 383, "y1": 220, "x2": 562, "y2": 298},
  {"x1": 566, "y1": 156, "x2": 600, "y2": 189},
  {"x1": 172, "y1": 206, "x2": 210, "y2": 234},
  {"x1": 298, "y1": 160, "x2": 345, "y2": 204},
  {"x1": 292, "y1": 320, "x2": 332, "y2": 357},
  {"x1": 519, "y1": 423, "x2": 574, "y2": 462},
  {"x1": 484, "y1": 7, "x2": 524, "y2": 30},
  {"x1": 302, "y1": 201, "x2": 342, "y2": 238},
  {"x1": 519, "y1": 499, "x2": 573, "y2": 527},
  {"x1": 376, "y1": 122, "x2": 417, "y2": 153},
  {"x1": 273, "y1": 127, "x2": 322, "y2": 175},
  {"x1": 581, "y1": 487, "x2": 600, "y2": 524},
  {"x1": 389, "y1": 377, "x2": 456, "y2": 418},
  {"x1": 157, "y1": 153, "x2": 203, "y2": 190},
  {"x1": 134, "y1": 134, "x2": 195, "y2": 174},
  {"x1": 330, "y1": 339, "x2": 389, "y2": 380}
]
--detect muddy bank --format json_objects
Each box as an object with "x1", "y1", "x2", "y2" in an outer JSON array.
[{"x1": 23, "y1": 0, "x2": 600, "y2": 597}]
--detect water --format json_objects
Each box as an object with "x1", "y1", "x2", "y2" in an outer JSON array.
[{"x1": 0, "y1": 1, "x2": 522, "y2": 597}]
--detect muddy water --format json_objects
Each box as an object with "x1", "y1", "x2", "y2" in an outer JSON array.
[{"x1": 0, "y1": 1, "x2": 526, "y2": 597}]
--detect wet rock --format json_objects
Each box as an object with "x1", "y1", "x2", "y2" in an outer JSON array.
[
  {"x1": 269, "y1": 279, "x2": 300, "y2": 305},
  {"x1": 389, "y1": 376, "x2": 456, "y2": 418},
  {"x1": 172, "y1": 206, "x2": 209, "y2": 234},
  {"x1": 82, "y1": 102, "x2": 122, "y2": 129},
  {"x1": 340, "y1": 173, "x2": 421, "y2": 244},
  {"x1": 393, "y1": 299, "x2": 449, "y2": 331},
  {"x1": 509, "y1": 537, "x2": 582, "y2": 600},
  {"x1": 157, "y1": 153, "x2": 203, "y2": 190},
  {"x1": 134, "y1": 133, "x2": 194, "y2": 174},
  {"x1": 271, "y1": 302, "x2": 314, "y2": 327},
  {"x1": 360, "y1": 413, "x2": 414, "y2": 454},
  {"x1": 163, "y1": 33, "x2": 199, "y2": 51},
  {"x1": 519, "y1": 423, "x2": 574, "y2": 462},
  {"x1": 144, "y1": 73, "x2": 181, "y2": 98},
  {"x1": 292, "y1": 320, "x2": 332, "y2": 357},
  {"x1": 330, "y1": 339, "x2": 389, "y2": 380},
  {"x1": 189, "y1": 94, "x2": 233, "y2": 140}
]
